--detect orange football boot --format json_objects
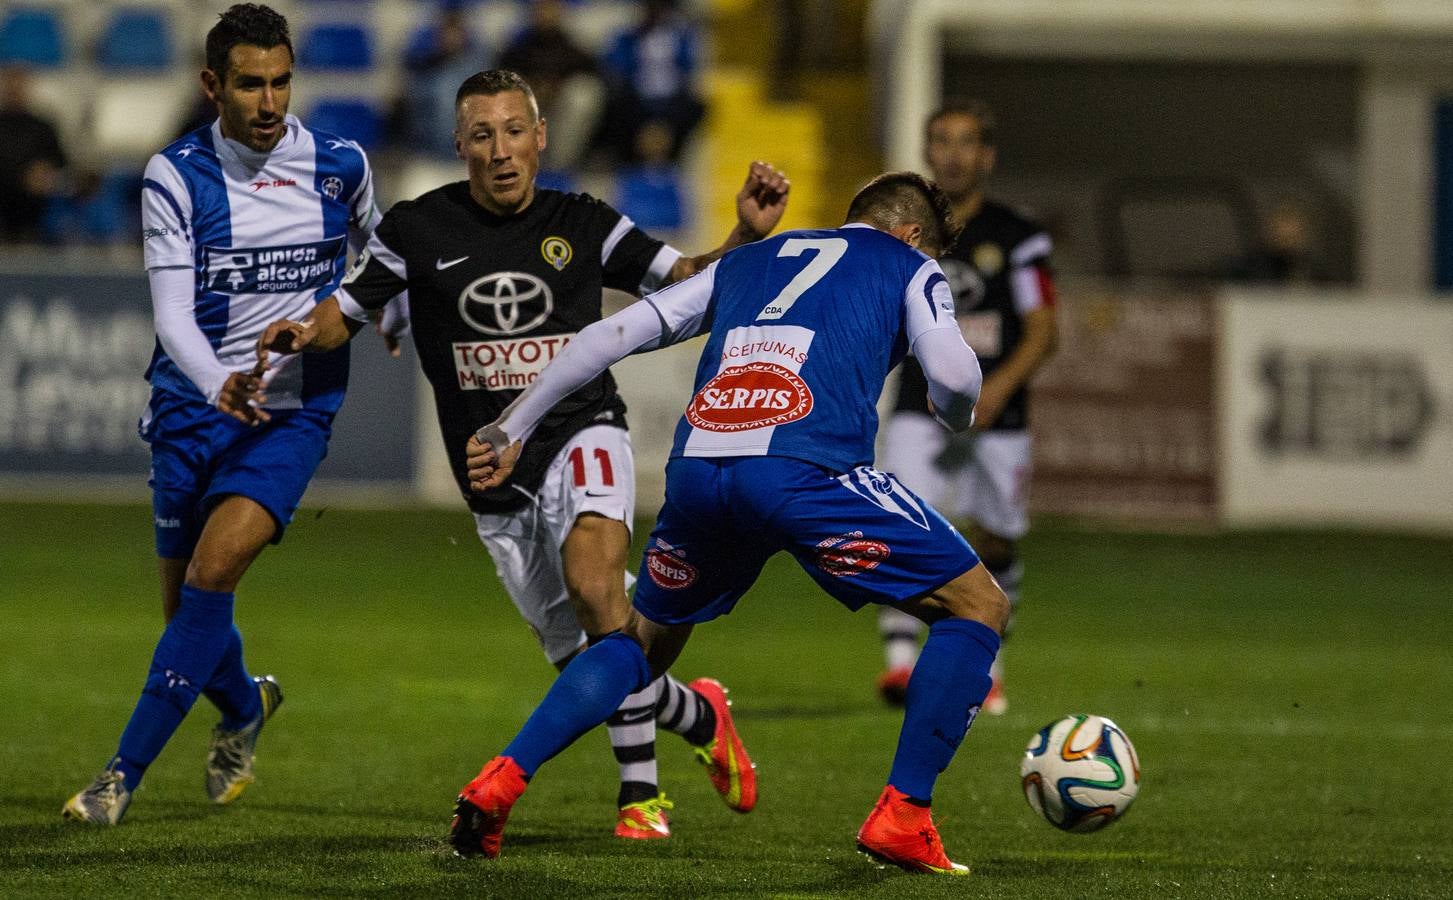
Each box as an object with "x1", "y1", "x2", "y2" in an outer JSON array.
[
  {"x1": 687, "y1": 678, "x2": 757, "y2": 812},
  {"x1": 856, "y1": 785, "x2": 968, "y2": 875},
  {"x1": 449, "y1": 756, "x2": 528, "y2": 859}
]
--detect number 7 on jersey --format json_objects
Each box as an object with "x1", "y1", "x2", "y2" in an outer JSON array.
[{"x1": 756, "y1": 237, "x2": 848, "y2": 321}]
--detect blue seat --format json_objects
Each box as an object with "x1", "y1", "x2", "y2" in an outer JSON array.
[
  {"x1": 306, "y1": 99, "x2": 383, "y2": 150},
  {"x1": 535, "y1": 169, "x2": 577, "y2": 194},
  {"x1": 298, "y1": 23, "x2": 374, "y2": 71},
  {"x1": 97, "y1": 9, "x2": 174, "y2": 70},
  {"x1": 614, "y1": 166, "x2": 684, "y2": 231},
  {"x1": 0, "y1": 8, "x2": 66, "y2": 67}
]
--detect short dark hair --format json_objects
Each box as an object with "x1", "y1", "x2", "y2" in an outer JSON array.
[
  {"x1": 925, "y1": 99, "x2": 997, "y2": 147},
  {"x1": 205, "y1": 4, "x2": 292, "y2": 78},
  {"x1": 845, "y1": 171, "x2": 960, "y2": 257},
  {"x1": 455, "y1": 69, "x2": 539, "y2": 120}
]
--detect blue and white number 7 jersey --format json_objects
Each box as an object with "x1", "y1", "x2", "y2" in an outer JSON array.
[
  {"x1": 652, "y1": 223, "x2": 957, "y2": 473},
  {"x1": 140, "y1": 115, "x2": 377, "y2": 413}
]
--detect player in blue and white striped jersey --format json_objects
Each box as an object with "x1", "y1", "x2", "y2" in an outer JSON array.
[
  {"x1": 63, "y1": 3, "x2": 397, "y2": 826},
  {"x1": 451, "y1": 173, "x2": 1010, "y2": 874}
]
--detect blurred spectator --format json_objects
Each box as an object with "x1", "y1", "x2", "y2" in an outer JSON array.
[
  {"x1": 600, "y1": 0, "x2": 704, "y2": 165},
  {"x1": 0, "y1": 64, "x2": 67, "y2": 242},
  {"x1": 498, "y1": 0, "x2": 602, "y2": 169},
  {"x1": 399, "y1": 2, "x2": 490, "y2": 159},
  {"x1": 1231, "y1": 199, "x2": 1326, "y2": 284}
]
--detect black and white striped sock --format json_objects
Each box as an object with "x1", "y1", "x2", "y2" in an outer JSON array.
[
  {"x1": 655, "y1": 674, "x2": 716, "y2": 747},
  {"x1": 607, "y1": 677, "x2": 663, "y2": 807}
]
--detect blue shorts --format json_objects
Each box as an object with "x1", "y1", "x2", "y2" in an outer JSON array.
[
  {"x1": 140, "y1": 390, "x2": 334, "y2": 558},
  {"x1": 632, "y1": 456, "x2": 980, "y2": 625}
]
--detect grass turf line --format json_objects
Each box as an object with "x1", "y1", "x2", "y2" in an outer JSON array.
[{"x1": 1, "y1": 501, "x2": 1450, "y2": 898}]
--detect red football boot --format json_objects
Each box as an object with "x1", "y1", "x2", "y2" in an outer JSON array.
[
  {"x1": 449, "y1": 756, "x2": 528, "y2": 859},
  {"x1": 614, "y1": 793, "x2": 673, "y2": 839},
  {"x1": 876, "y1": 666, "x2": 913, "y2": 707},
  {"x1": 856, "y1": 785, "x2": 968, "y2": 875},
  {"x1": 687, "y1": 678, "x2": 757, "y2": 812}
]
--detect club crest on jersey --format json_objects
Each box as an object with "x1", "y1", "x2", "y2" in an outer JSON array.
[
  {"x1": 836, "y1": 466, "x2": 932, "y2": 530},
  {"x1": 973, "y1": 242, "x2": 1004, "y2": 278},
  {"x1": 321, "y1": 176, "x2": 344, "y2": 199},
  {"x1": 815, "y1": 531, "x2": 891, "y2": 578},
  {"x1": 645, "y1": 546, "x2": 697, "y2": 590},
  {"x1": 540, "y1": 236, "x2": 572, "y2": 271},
  {"x1": 458, "y1": 271, "x2": 554, "y2": 336},
  {"x1": 685, "y1": 362, "x2": 813, "y2": 433}
]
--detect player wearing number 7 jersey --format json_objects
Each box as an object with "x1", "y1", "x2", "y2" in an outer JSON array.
[
  {"x1": 258, "y1": 70, "x2": 789, "y2": 838},
  {"x1": 454, "y1": 172, "x2": 1011, "y2": 874}
]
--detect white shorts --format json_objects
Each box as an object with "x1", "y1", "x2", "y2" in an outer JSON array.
[
  {"x1": 881, "y1": 412, "x2": 1031, "y2": 540},
  {"x1": 473, "y1": 425, "x2": 637, "y2": 665}
]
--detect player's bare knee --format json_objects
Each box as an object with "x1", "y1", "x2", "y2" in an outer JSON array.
[
  {"x1": 184, "y1": 555, "x2": 245, "y2": 593},
  {"x1": 565, "y1": 572, "x2": 627, "y2": 631},
  {"x1": 935, "y1": 564, "x2": 1011, "y2": 634}
]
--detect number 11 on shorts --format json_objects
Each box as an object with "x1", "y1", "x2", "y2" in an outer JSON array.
[{"x1": 567, "y1": 446, "x2": 615, "y2": 488}]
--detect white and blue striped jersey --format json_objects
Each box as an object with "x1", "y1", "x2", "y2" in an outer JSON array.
[
  {"x1": 140, "y1": 114, "x2": 378, "y2": 412},
  {"x1": 651, "y1": 224, "x2": 961, "y2": 472}
]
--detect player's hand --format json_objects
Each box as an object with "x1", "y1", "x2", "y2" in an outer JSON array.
[
  {"x1": 375, "y1": 295, "x2": 410, "y2": 358},
  {"x1": 972, "y1": 377, "x2": 1012, "y2": 430},
  {"x1": 466, "y1": 425, "x2": 523, "y2": 492},
  {"x1": 258, "y1": 318, "x2": 319, "y2": 358},
  {"x1": 216, "y1": 364, "x2": 270, "y2": 427},
  {"x1": 376, "y1": 320, "x2": 402, "y2": 357},
  {"x1": 736, "y1": 161, "x2": 790, "y2": 240}
]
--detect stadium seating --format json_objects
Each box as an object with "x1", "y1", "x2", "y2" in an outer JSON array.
[
  {"x1": 92, "y1": 77, "x2": 192, "y2": 162},
  {"x1": 614, "y1": 166, "x2": 684, "y2": 231},
  {"x1": 305, "y1": 98, "x2": 384, "y2": 150},
  {"x1": 96, "y1": 8, "x2": 175, "y2": 70},
  {"x1": 535, "y1": 169, "x2": 578, "y2": 195},
  {"x1": 0, "y1": 7, "x2": 66, "y2": 67},
  {"x1": 298, "y1": 22, "x2": 375, "y2": 71}
]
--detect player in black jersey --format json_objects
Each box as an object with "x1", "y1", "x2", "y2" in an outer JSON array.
[
  {"x1": 256, "y1": 70, "x2": 788, "y2": 839},
  {"x1": 876, "y1": 101, "x2": 1059, "y2": 714}
]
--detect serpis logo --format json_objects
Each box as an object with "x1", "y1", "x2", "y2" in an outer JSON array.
[
  {"x1": 685, "y1": 362, "x2": 813, "y2": 433},
  {"x1": 645, "y1": 546, "x2": 697, "y2": 590},
  {"x1": 815, "y1": 531, "x2": 891, "y2": 578}
]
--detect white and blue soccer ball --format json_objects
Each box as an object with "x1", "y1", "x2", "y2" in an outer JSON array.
[{"x1": 1020, "y1": 714, "x2": 1141, "y2": 832}]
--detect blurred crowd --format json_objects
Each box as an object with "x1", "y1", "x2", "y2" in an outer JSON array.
[{"x1": 0, "y1": 0, "x2": 707, "y2": 248}]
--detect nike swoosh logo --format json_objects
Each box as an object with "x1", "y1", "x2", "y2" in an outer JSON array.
[
  {"x1": 584, "y1": 490, "x2": 612, "y2": 498},
  {"x1": 436, "y1": 256, "x2": 469, "y2": 270}
]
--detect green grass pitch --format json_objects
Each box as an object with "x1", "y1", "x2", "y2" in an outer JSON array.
[{"x1": 2, "y1": 500, "x2": 1450, "y2": 898}]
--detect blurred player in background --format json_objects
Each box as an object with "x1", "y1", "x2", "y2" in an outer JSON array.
[
  {"x1": 876, "y1": 100, "x2": 1059, "y2": 714},
  {"x1": 257, "y1": 70, "x2": 789, "y2": 839},
  {"x1": 450, "y1": 172, "x2": 1008, "y2": 875},
  {"x1": 63, "y1": 3, "x2": 399, "y2": 825}
]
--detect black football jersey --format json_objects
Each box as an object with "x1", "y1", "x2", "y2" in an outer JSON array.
[
  {"x1": 892, "y1": 199, "x2": 1054, "y2": 431},
  {"x1": 337, "y1": 183, "x2": 672, "y2": 512}
]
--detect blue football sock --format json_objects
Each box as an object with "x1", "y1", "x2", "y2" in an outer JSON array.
[
  {"x1": 887, "y1": 617, "x2": 1000, "y2": 803},
  {"x1": 113, "y1": 585, "x2": 237, "y2": 792},
  {"x1": 203, "y1": 625, "x2": 261, "y2": 731},
  {"x1": 503, "y1": 633, "x2": 652, "y2": 777}
]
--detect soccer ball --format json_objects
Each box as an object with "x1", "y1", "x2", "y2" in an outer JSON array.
[{"x1": 1020, "y1": 714, "x2": 1141, "y2": 832}]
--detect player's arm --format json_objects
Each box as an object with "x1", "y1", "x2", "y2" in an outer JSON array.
[
  {"x1": 973, "y1": 234, "x2": 1059, "y2": 428},
  {"x1": 141, "y1": 155, "x2": 269, "y2": 426},
  {"x1": 345, "y1": 156, "x2": 409, "y2": 357},
  {"x1": 258, "y1": 224, "x2": 407, "y2": 360},
  {"x1": 664, "y1": 161, "x2": 789, "y2": 284},
  {"x1": 907, "y1": 260, "x2": 982, "y2": 433},
  {"x1": 467, "y1": 266, "x2": 717, "y2": 490}
]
